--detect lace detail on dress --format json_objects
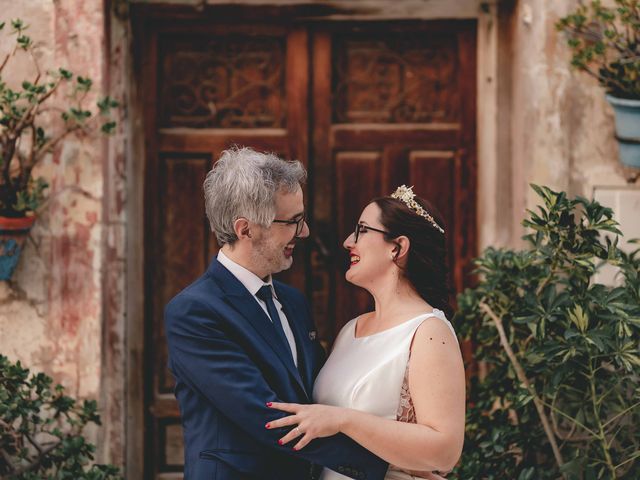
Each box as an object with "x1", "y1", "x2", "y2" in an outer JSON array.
[
  {"x1": 391, "y1": 364, "x2": 447, "y2": 479},
  {"x1": 396, "y1": 361, "x2": 416, "y2": 423}
]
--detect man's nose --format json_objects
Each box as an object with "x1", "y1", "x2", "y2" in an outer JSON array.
[{"x1": 298, "y1": 220, "x2": 310, "y2": 239}]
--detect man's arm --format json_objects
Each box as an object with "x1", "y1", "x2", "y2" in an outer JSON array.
[{"x1": 165, "y1": 297, "x2": 388, "y2": 480}]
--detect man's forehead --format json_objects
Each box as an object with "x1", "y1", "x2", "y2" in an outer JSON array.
[{"x1": 274, "y1": 188, "x2": 304, "y2": 213}]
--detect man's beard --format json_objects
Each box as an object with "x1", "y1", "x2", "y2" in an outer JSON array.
[{"x1": 251, "y1": 236, "x2": 293, "y2": 277}]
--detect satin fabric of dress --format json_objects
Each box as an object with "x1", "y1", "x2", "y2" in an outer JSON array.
[{"x1": 312, "y1": 310, "x2": 456, "y2": 480}]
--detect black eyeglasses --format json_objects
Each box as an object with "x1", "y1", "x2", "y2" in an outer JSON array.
[
  {"x1": 272, "y1": 213, "x2": 306, "y2": 237},
  {"x1": 354, "y1": 223, "x2": 391, "y2": 243}
]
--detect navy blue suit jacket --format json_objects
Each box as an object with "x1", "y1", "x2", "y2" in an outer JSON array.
[{"x1": 165, "y1": 259, "x2": 388, "y2": 480}]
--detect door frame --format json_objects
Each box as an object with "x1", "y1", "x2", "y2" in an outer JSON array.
[{"x1": 119, "y1": 2, "x2": 507, "y2": 478}]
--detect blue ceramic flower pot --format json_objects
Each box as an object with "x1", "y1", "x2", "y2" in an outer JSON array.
[
  {"x1": 606, "y1": 95, "x2": 640, "y2": 168},
  {"x1": 0, "y1": 216, "x2": 35, "y2": 281}
]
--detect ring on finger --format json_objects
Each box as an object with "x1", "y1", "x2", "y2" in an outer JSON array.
[{"x1": 295, "y1": 426, "x2": 301, "y2": 435}]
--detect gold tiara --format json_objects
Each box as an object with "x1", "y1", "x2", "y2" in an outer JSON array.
[{"x1": 390, "y1": 185, "x2": 445, "y2": 234}]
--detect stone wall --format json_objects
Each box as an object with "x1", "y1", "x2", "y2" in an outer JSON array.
[
  {"x1": 507, "y1": 0, "x2": 640, "y2": 246},
  {"x1": 0, "y1": 0, "x2": 108, "y2": 450}
]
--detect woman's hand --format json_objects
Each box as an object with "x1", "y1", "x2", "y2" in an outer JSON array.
[{"x1": 266, "y1": 402, "x2": 348, "y2": 450}]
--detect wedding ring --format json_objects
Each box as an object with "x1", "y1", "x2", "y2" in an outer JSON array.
[{"x1": 295, "y1": 426, "x2": 301, "y2": 435}]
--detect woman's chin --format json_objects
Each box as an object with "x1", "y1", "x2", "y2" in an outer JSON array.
[
  {"x1": 344, "y1": 269, "x2": 354, "y2": 283},
  {"x1": 344, "y1": 268, "x2": 360, "y2": 285}
]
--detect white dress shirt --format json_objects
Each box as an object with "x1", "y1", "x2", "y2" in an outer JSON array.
[{"x1": 217, "y1": 250, "x2": 298, "y2": 366}]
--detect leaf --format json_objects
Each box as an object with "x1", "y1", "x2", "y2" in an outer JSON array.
[
  {"x1": 100, "y1": 121, "x2": 116, "y2": 134},
  {"x1": 568, "y1": 305, "x2": 589, "y2": 333},
  {"x1": 58, "y1": 68, "x2": 73, "y2": 80},
  {"x1": 17, "y1": 34, "x2": 32, "y2": 49},
  {"x1": 76, "y1": 75, "x2": 93, "y2": 92},
  {"x1": 11, "y1": 19, "x2": 26, "y2": 31}
]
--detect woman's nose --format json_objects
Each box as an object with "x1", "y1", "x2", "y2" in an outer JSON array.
[{"x1": 343, "y1": 231, "x2": 355, "y2": 249}]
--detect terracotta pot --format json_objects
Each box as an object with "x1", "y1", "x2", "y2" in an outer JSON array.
[{"x1": 0, "y1": 215, "x2": 36, "y2": 281}]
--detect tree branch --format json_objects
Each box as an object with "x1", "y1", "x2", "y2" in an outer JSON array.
[
  {"x1": 28, "y1": 46, "x2": 41, "y2": 85},
  {"x1": 602, "y1": 400, "x2": 640, "y2": 429},
  {"x1": 12, "y1": 77, "x2": 63, "y2": 138},
  {"x1": 25, "y1": 432, "x2": 44, "y2": 454},
  {"x1": 479, "y1": 301, "x2": 566, "y2": 473},
  {"x1": 0, "y1": 447, "x2": 16, "y2": 473},
  {"x1": 10, "y1": 438, "x2": 62, "y2": 476},
  {"x1": 0, "y1": 41, "x2": 19, "y2": 75},
  {"x1": 34, "y1": 123, "x2": 80, "y2": 163}
]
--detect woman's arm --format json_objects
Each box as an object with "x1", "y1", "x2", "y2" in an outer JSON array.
[{"x1": 268, "y1": 318, "x2": 466, "y2": 472}]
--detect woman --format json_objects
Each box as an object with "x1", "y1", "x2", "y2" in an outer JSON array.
[{"x1": 266, "y1": 185, "x2": 465, "y2": 479}]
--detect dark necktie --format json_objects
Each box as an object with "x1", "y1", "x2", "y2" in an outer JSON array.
[{"x1": 256, "y1": 285, "x2": 294, "y2": 364}]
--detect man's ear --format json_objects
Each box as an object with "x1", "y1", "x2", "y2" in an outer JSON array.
[
  {"x1": 393, "y1": 236, "x2": 410, "y2": 262},
  {"x1": 233, "y1": 218, "x2": 252, "y2": 240}
]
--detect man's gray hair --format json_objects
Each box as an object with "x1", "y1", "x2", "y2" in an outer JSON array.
[{"x1": 204, "y1": 146, "x2": 307, "y2": 245}]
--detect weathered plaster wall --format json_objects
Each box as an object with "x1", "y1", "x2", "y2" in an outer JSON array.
[
  {"x1": 0, "y1": 0, "x2": 108, "y2": 448},
  {"x1": 508, "y1": 0, "x2": 640, "y2": 245}
]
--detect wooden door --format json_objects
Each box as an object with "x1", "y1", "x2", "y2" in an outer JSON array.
[
  {"x1": 310, "y1": 22, "x2": 477, "y2": 342},
  {"x1": 140, "y1": 20, "x2": 309, "y2": 480},
  {"x1": 140, "y1": 16, "x2": 475, "y2": 480}
]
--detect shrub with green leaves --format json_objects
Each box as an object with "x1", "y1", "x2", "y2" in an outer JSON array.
[
  {"x1": 0, "y1": 19, "x2": 118, "y2": 218},
  {"x1": 557, "y1": 0, "x2": 640, "y2": 100},
  {"x1": 453, "y1": 185, "x2": 640, "y2": 479},
  {"x1": 0, "y1": 354, "x2": 122, "y2": 479}
]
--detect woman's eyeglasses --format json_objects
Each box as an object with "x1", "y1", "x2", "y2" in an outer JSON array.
[
  {"x1": 354, "y1": 223, "x2": 391, "y2": 243},
  {"x1": 272, "y1": 214, "x2": 306, "y2": 237}
]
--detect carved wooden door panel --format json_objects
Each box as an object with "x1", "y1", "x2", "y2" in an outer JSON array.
[
  {"x1": 309, "y1": 22, "x2": 477, "y2": 344},
  {"x1": 141, "y1": 21, "x2": 309, "y2": 480}
]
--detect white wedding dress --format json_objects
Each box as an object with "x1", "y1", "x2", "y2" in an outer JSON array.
[{"x1": 313, "y1": 310, "x2": 456, "y2": 480}]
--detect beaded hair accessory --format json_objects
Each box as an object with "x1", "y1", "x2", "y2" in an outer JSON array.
[{"x1": 390, "y1": 185, "x2": 445, "y2": 234}]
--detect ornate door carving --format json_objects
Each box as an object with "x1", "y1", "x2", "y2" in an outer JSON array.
[{"x1": 140, "y1": 17, "x2": 475, "y2": 480}]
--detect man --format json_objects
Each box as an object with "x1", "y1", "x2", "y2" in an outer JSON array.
[{"x1": 165, "y1": 147, "x2": 387, "y2": 480}]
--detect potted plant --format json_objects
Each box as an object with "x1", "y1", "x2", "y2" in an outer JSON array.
[
  {"x1": 557, "y1": 0, "x2": 640, "y2": 168},
  {"x1": 453, "y1": 185, "x2": 640, "y2": 479},
  {"x1": 0, "y1": 354, "x2": 122, "y2": 479},
  {"x1": 0, "y1": 19, "x2": 118, "y2": 280}
]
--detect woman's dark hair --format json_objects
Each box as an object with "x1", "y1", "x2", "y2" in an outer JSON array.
[{"x1": 372, "y1": 195, "x2": 454, "y2": 319}]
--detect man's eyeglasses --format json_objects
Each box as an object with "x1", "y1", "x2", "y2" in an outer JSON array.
[
  {"x1": 272, "y1": 214, "x2": 306, "y2": 237},
  {"x1": 354, "y1": 223, "x2": 391, "y2": 243}
]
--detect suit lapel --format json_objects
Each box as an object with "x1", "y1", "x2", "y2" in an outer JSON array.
[{"x1": 208, "y1": 260, "x2": 307, "y2": 397}]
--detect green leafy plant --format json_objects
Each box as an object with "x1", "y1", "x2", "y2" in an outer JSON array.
[
  {"x1": 0, "y1": 19, "x2": 118, "y2": 218},
  {"x1": 0, "y1": 354, "x2": 122, "y2": 479},
  {"x1": 557, "y1": 0, "x2": 640, "y2": 100},
  {"x1": 453, "y1": 185, "x2": 640, "y2": 479}
]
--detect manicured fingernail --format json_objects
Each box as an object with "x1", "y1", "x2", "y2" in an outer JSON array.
[
  {"x1": 265, "y1": 423, "x2": 270, "y2": 429},
  {"x1": 293, "y1": 446, "x2": 299, "y2": 451},
  {"x1": 278, "y1": 439, "x2": 283, "y2": 445},
  {"x1": 266, "y1": 402, "x2": 272, "y2": 407}
]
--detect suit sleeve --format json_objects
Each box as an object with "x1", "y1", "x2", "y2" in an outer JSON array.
[{"x1": 165, "y1": 296, "x2": 388, "y2": 480}]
